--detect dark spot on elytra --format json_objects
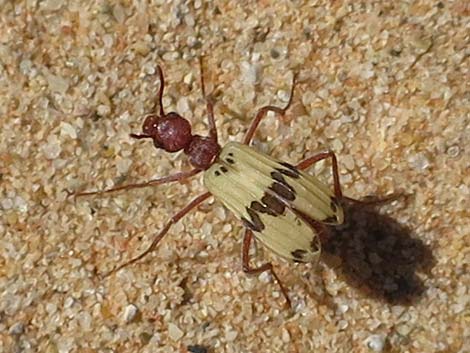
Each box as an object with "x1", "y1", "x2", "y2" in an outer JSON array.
[
  {"x1": 250, "y1": 201, "x2": 264, "y2": 212},
  {"x1": 270, "y1": 171, "x2": 296, "y2": 193},
  {"x1": 330, "y1": 198, "x2": 338, "y2": 213},
  {"x1": 278, "y1": 162, "x2": 300, "y2": 178},
  {"x1": 270, "y1": 171, "x2": 297, "y2": 204},
  {"x1": 220, "y1": 166, "x2": 228, "y2": 173},
  {"x1": 261, "y1": 194, "x2": 285, "y2": 215},
  {"x1": 246, "y1": 171, "x2": 299, "y2": 220},
  {"x1": 246, "y1": 165, "x2": 303, "y2": 224},
  {"x1": 250, "y1": 200, "x2": 277, "y2": 216},
  {"x1": 226, "y1": 158, "x2": 235, "y2": 164},
  {"x1": 245, "y1": 207, "x2": 265, "y2": 232},
  {"x1": 310, "y1": 236, "x2": 321, "y2": 252},
  {"x1": 291, "y1": 249, "x2": 307, "y2": 261},
  {"x1": 215, "y1": 171, "x2": 220, "y2": 176},
  {"x1": 269, "y1": 182, "x2": 296, "y2": 201},
  {"x1": 271, "y1": 171, "x2": 285, "y2": 183},
  {"x1": 228, "y1": 152, "x2": 233, "y2": 156},
  {"x1": 323, "y1": 215, "x2": 338, "y2": 223},
  {"x1": 241, "y1": 217, "x2": 255, "y2": 231}
]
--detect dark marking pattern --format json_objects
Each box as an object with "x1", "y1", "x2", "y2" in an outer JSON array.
[
  {"x1": 310, "y1": 236, "x2": 320, "y2": 253},
  {"x1": 241, "y1": 217, "x2": 253, "y2": 231},
  {"x1": 243, "y1": 164, "x2": 302, "y2": 233},
  {"x1": 270, "y1": 171, "x2": 296, "y2": 199},
  {"x1": 214, "y1": 171, "x2": 220, "y2": 176},
  {"x1": 245, "y1": 207, "x2": 265, "y2": 232},
  {"x1": 269, "y1": 182, "x2": 295, "y2": 201},
  {"x1": 220, "y1": 166, "x2": 228, "y2": 173},
  {"x1": 260, "y1": 194, "x2": 285, "y2": 215},
  {"x1": 226, "y1": 158, "x2": 235, "y2": 164},
  {"x1": 322, "y1": 215, "x2": 337, "y2": 223},
  {"x1": 271, "y1": 171, "x2": 284, "y2": 182},
  {"x1": 291, "y1": 249, "x2": 307, "y2": 261},
  {"x1": 330, "y1": 198, "x2": 338, "y2": 213},
  {"x1": 278, "y1": 162, "x2": 300, "y2": 178},
  {"x1": 250, "y1": 200, "x2": 277, "y2": 216}
]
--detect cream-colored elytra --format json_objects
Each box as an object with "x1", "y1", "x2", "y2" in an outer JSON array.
[{"x1": 204, "y1": 142, "x2": 343, "y2": 263}]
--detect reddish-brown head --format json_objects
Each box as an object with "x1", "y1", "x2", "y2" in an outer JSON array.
[
  {"x1": 130, "y1": 65, "x2": 220, "y2": 170},
  {"x1": 135, "y1": 112, "x2": 192, "y2": 152}
]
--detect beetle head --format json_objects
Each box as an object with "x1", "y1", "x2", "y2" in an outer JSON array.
[
  {"x1": 132, "y1": 112, "x2": 192, "y2": 152},
  {"x1": 130, "y1": 65, "x2": 220, "y2": 170}
]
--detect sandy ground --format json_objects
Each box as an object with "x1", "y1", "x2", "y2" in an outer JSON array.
[{"x1": 1, "y1": 1, "x2": 469, "y2": 352}]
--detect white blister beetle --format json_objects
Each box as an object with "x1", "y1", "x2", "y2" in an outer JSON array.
[{"x1": 76, "y1": 62, "x2": 384, "y2": 308}]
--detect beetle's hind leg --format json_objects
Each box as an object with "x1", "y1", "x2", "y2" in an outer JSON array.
[
  {"x1": 242, "y1": 229, "x2": 292, "y2": 309},
  {"x1": 296, "y1": 151, "x2": 343, "y2": 199},
  {"x1": 296, "y1": 151, "x2": 403, "y2": 205}
]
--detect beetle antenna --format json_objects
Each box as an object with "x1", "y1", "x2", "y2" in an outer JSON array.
[
  {"x1": 199, "y1": 57, "x2": 218, "y2": 142},
  {"x1": 153, "y1": 65, "x2": 165, "y2": 116}
]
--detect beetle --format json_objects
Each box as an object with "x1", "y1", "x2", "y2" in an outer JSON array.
[{"x1": 75, "y1": 60, "x2": 392, "y2": 308}]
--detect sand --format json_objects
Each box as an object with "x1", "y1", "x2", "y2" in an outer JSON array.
[{"x1": 1, "y1": 1, "x2": 468, "y2": 352}]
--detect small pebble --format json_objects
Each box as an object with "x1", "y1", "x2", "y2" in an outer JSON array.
[
  {"x1": 45, "y1": 72, "x2": 69, "y2": 93},
  {"x1": 116, "y1": 157, "x2": 132, "y2": 174},
  {"x1": 168, "y1": 323, "x2": 184, "y2": 341},
  {"x1": 1, "y1": 198, "x2": 13, "y2": 210},
  {"x1": 9, "y1": 322, "x2": 24, "y2": 335},
  {"x1": 338, "y1": 320, "x2": 349, "y2": 330},
  {"x1": 446, "y1": 145, "x2": 460, "y2": 158},
  {"x1": 365, "y1": 334, "x2": 386, "y2": 352},
  {"x1": 97, "y1": 104, "x2": 111, "y2": 116},
  {"x1": 42, "y1": 0, "x2": 63, "y2": 11},
  {"x1": 177, "y1": 96, "x2": 190, "y2": 114},
  {"x1": 225, "y1": 330, "x2": 238, "y2": 342},
  {"x1": 240, "y1": 61, "x2": 257, "y2": 85},
  {"x1": 408, "y1": 153, "x2": 430, "y2": 171},
  {"x1": 112, "y1": 4, "x2": 126, "y2": 23},
  {"x1": 42, "y1": 135, "x2": 62, "y2": 159},
  {"x1": 281, "y1": 328, "x2": 291, "y2": 342},
  {"x1": 187, "y1": 344, "x2": 208, "y2": 353},
  {"x1": 60, "y1": 122, "x2": 77, "y2": 139},
  {"x1": 163, "y1": 51, "x2": 180, "y2": 61},
  {"x1": 342, "y1": 154, "x2": 356, "y2": 171},
  {"x1": 123, "y1": 304, "x2": 139, "y2": 323}
]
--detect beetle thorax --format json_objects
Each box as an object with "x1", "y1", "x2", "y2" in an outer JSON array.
[{"x1": 185, "y1": 135, "x2": 221, "y2": 170}]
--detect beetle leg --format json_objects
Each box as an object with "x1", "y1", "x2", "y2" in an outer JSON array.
[
  {"x1": 73, "y1": 169, "x2": 202, "y2": 198},
  {"x1": 296, "y1": 151, "x2": 343, "y2": 199},
  {"x1": 242, "y1": 229, "x2": 292, "y2": 309},
  {"x1": 297, "y1": 152, "x2": 403, "y2": 204},
  {"x1": 102, "y1": 192, "x2": 212, "y2": 277},
  {"x1": 243, "y1": 74, "x2": 297, "y2": 145}
]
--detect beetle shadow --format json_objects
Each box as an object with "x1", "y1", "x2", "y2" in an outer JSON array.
[{"x1": 320, "y1": 199, "x2": 435, "y2": 305}]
